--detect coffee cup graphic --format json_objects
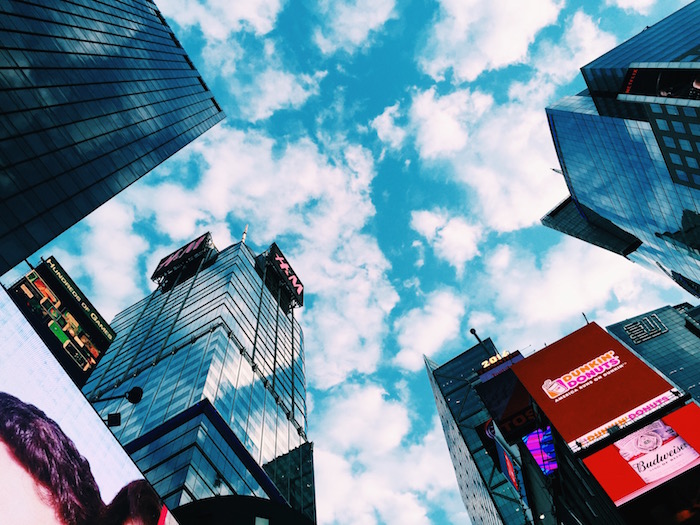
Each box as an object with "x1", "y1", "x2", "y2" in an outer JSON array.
[{"x1": 542, "y1": 379, "x2": 568, "y2": 399}]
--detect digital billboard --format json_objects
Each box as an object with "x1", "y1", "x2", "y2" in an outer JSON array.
[
  {"x1": 9, "y1": 256, "x2": 115, "y2": 387},
  {"x1": 522, "y1": 426, "x2": 558, "y2": 476},
  {"x1": 583, "y1": 403, "x2": 700, "y2": 507},
  {"x1": 151, "y1": 232, "x2": 215, "y2": 283},
  {"x1": 268, "y1": 242, "x2": 304, "y2": 307},
  {"x1": 475, "y1": 353, "x2": 535, "y2": 443},
  {"x1": 511, "y1": 323, "x2": 678, "y2": 453},
  {"x1": 621, "y1": 67, "x2": 700, "y2": 100},
  {"x1": 0, "y1": 291, "x2": 178, "y2": 524}
]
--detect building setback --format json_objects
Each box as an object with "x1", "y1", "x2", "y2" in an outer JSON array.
[
  {"x1": 543, "y1": 0, "x2": 700, "y2": 297},
  {"x1": 83, "y1": 234, "x2": 315, "y2": 524},
  {"x1": 0, "y1": 0, "x2": 224, "y2": 274}
]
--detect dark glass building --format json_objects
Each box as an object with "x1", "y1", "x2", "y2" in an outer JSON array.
[
  {"x1": 0, "y1": 0, "x2": 224, "y2": 275},
  {"x1": 82, "y1": 234, "x2": 316, "y2": 523},
  {"x1": 425, "y1": 339, "x2": 556, "y2": 525},
  {"x1": 543, "y1": 0, "x2": 700, "y2": 297},
  {"x1": 607, "y1": 302, "x2": 700, "y2": 403}
]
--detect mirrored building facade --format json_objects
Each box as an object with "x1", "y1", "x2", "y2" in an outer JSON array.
[
  {"x1": 0, "y1": 0, "x2": 224, "y2": 274},
  {"x1": 543, "y1": 0, "x2": 700, "y2": 297},
  {"x1": 607, "y1": 302, "x2": 700, "y2": 403},
  {"x1": 425, "y1": 340, "x2": 542, "y2": 525},
  {"x1": 83, "y1": 235, "x2": 315, "y2": 523}
]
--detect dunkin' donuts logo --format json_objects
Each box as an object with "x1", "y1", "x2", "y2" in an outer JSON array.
[{"x1": 542, "y1": 351, "x2": 621, "y2": 400}]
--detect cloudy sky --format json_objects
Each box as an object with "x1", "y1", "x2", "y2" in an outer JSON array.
[{"x1": 4, "y1": 0, "x2": 697, "y2": 523}]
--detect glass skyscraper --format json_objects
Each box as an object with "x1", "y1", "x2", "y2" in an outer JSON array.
[
  {"x1": 607, "y1": 302, "x2": 700, "y2": 403},
  {"x1": 543, "y1": 0, "x2": 700, "y2": 297},
  {"x1": 82, "y1": 234, "x2": 315, "y2": 523},
  {"x1": 425, "y1": 339, "x2": 543, "y2": 525},
  {"x1": 0, "y1": 0, "x2": 224, "y2": 275}
]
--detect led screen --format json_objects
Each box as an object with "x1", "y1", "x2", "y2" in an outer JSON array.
[
  {"x1": 0, "y1": 291, "x2": 178, "y2": 524},
  {"x1": 9, "y1": 256, "x2": 115, "y2": 387},
  {"x1": 621, "y1": 67, "x2": 700, "y2": 100},
  {"x1": 522, "y1": 426, "x2": 558, "y2": 476},
  {"x1": 583, "y1": 403, "x2": 700, "y2": 507},
  {"x1": 511, "y1": 323, "x2": 678, "y2": 452}
]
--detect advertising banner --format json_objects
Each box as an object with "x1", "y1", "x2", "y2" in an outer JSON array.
[
  {"x1": 9, "y1": 256, "x2": 115, "y2": 387},
  {"x1": 0, "y1": 291, "x2": 178, "y2": 524},
  {"x1": 151, "y1": 232, "x2": 213, "y2": 282},
  {"x1": 583, "y1": 403, "x2": 700, "y2": 507},
  {"x1": 522, "y1": 426, "x2": 558, "y2": 476},
  {"x1": 511, "y1": 323, "x2": 678, "y2": 453},
  {"x1": 621, "y1": 67, "x2": 700, "y2": 100},
  {"x1": 475, "y1": 364, "x2": 536, "y2": 443},
  {"x1": 268, "y1": 242, "x2": 304, "y2": 307}
]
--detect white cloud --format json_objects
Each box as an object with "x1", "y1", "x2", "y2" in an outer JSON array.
[
  {"x1": 409, "y1": 13, "x2": 618, "y2": 233},
  {"x1": 410, "y1": 210, "x2": 483, "y2": 276},
  {"x1": 314, "y1": 0, "x2": 396, "y2": 54},
  {"x1": 244, "y1": 68, "x2": 326, "y2": 121},
  {"x1": 528, "y1": 11, "x2": 618, "y2": 92},
  {"x1": 420, "y1": 0, "x2": 563, "y2": 82},
  {"x1": 313, "y1": 384, "x2": 461, "y2": 525},
  {"x1": 76, "y1": 200, "x2": 150, "y2": 320},
  {"x1": 371, "y1": 103, "x2": 406, "y2": 150},
  {"x1": 393, "y1": 289, "x2": 466, "y2": 371},
  {"x1": 410, "y1": 87, "x2": 493, "y2": 159},
  {"x1": 605, "y1": 0, "x2": 655, "y2": 14},
  {"x1": 159, "y1": 0, "x2": 283, "y2": 39},
  {"x1": 199, "y1": 37, "x2": 326, "y2": 122},
  {"x1": 480, "y1": 237, "x2": 693, "y2": 353},
  {"x1": 76, "y1": 125, "x2": 397, "y2": 388}
]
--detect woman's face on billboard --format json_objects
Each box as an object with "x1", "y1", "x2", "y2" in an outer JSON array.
[{"x1": 0, "y1": 441, "x2": 64, "y2": 525}]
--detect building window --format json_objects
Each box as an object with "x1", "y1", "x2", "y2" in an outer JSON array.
[{"x1": 656, "y1": 119, "x2": 669, "y2": 131}]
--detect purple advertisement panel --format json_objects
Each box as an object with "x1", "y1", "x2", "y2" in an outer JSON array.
[{"x1": 522, "y1": 426, "x2": 558, "y2": 476}]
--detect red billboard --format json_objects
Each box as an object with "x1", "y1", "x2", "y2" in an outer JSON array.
[
  {"x1": 583, "y1": 403, "x2": 700, "y2": 507},
  {"x1": 511, "y1": 323, "x2": 678, "y2": 453}
]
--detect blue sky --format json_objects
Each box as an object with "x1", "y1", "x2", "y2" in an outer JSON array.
[{"x1": 4, "y1": 0, "x2": 697, "y2": 523}]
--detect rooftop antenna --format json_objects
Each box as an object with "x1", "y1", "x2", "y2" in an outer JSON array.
[
  {"x1": 582, "y1": 312, "x2": 589, "y2": 324},
  {"x1": 241, "y1": 224, "x2": 248, "y2": 244}
]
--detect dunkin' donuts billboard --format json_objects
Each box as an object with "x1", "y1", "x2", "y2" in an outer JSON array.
[
  {"x1": 512, "y1": 323, "x2": 679, "y2": 453},
  {"x1": 583, "y1": 403, "x2": 700, "y2": 507}
]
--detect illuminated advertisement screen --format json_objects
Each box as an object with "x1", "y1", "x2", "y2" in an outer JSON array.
[
  {"x1": 621, "y1": 67, "x2": 700, "y2": 100},
  {"x1": 511, "y1": 323, "x2": 678, "y2": 453},
  {"x1": 0, "y1": 291, "x2": 178, "y2": 524},
  {"x1": 268, "y1": 242, "x2": 304, "y2": 307},
  {"x1": 475, "y1": 363, "x2": 535, "y2": 443},
  {"x1": 583, "y1": 403, "x2": 700, "y2": 508},
  {"x1": 151, "y1": 232, "x2": 212, "y2": 282},
  {"x1": 522, "y1": 426, "x2": 558, "y2": 476},
  {"x1": 9, "y1": 256, "x2": 115, "y2": 388}
]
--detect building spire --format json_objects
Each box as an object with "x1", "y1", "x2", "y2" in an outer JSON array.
[{"x1": 241, "y1": 224, "x2": 249, "y2": 244}]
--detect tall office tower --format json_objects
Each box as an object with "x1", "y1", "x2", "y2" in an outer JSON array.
[
  {"x1": 543, "y1": 1, "x2": 700, "y2": 297},
  {"x1": 0, "y1": 1, "x2": 224, "y2": 275},
  {"x1": 425, "y1": 339, "x2": 556, "y2": 525},
  {"x1": 607, "y1": 302, "x2": 700, "y2": 403},
  {"x1": 82, "y1": 234, "x2": 316, "y2": 524}
]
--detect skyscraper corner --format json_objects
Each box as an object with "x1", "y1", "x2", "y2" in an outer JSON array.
[
  {"x1": 0, "y1": 0, "x2": 225, "y2": 275},
  {"x1": 83, "y1": 234, "x2": 316, "y2": 524},
  {"x1": 543, "y1": 0, "x2": 700, "y2": 297}
]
